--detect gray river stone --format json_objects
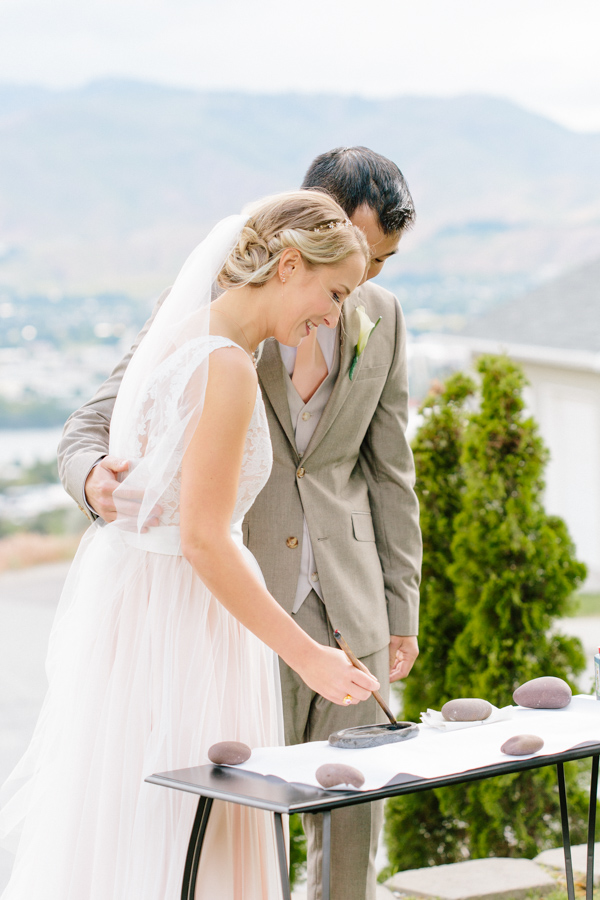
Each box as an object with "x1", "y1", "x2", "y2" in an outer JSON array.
[
  {"x1": 501, "y1": 734, "x2": 545, "y2": 756},
  {"x1": 316, "y1": 763, "x2": 365, "y2": 789},
  {"x1": 441, "y1": 698, "x2": 493, "y2": 722},
  {"x1": 208, "y1": 741, "x2": 252, "y2": 765},
  {"x1": 513, "y1": 676, "x2": 571, "y2": 709}
]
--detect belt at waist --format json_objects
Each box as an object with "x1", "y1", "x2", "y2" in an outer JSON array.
[
  {"x1": 118, "y1": 520, "x2": 245, "y2": 556},
  {"x1": 119, "y1": 525, "x2": 183, "y2": 556}
]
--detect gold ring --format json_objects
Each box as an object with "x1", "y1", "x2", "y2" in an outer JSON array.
[{"x1": 343, "y1": 694, "x2": 353, "y2": 705}]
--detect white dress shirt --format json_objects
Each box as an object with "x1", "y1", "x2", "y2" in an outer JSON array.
[{"x1": 279, "y1": 325, "x2": 340, "y2": 613}]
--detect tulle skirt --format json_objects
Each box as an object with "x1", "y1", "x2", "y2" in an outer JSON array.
[{"x1": 0, "y1": 521, "x2": 284, "y2": 899}]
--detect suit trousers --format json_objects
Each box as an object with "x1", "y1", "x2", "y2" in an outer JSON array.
[{"x1": 279, "y1": 590, "x2": 390, "y2": 900}]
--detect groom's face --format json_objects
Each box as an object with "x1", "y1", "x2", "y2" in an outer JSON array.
[{"x1": 350, "y1": 205, "x2": 400, "y2": 283}]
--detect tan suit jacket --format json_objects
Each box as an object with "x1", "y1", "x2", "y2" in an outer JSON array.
[{"x1": 58, "y1": 281, "x2": 421, "y2": 658}]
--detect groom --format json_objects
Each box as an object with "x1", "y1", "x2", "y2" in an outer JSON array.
[{"x1": 58, "y1": 146, "x2": 422, "y2": 900}]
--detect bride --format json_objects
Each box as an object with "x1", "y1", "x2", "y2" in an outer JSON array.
[{"x1": 0, "y1": 190, "x2": 379, "y2": 899}]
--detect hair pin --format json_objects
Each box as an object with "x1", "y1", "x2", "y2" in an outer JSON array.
[{"x1": 312, "y1": 219, "x2": 352, "y2": 233}]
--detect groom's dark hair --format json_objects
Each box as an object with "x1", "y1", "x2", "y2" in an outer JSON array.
[{"x1": 301, "y1": 146, "x2": 415, "y2": 235}]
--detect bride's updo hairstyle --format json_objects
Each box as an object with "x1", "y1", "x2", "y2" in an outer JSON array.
[{"x1": 217, "y1": 190, "x2": 369, "y2": 289}]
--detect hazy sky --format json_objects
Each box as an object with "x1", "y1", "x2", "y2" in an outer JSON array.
[{"x1": 1, "y1": 0, "x2": 599, "y2": 131}]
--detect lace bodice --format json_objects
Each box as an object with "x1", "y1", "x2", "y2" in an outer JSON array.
[
  {"x1": 229, "y1": 382, "x2": 273, "y2": 525},
  {"x1": 112, "y1": 336, "x2": 273, "y2": 531},
  {"x1": 161, "y1": 337, "x2": 272, "y2": 527}
]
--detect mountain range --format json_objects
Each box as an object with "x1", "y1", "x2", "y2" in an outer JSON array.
[{"x1": 0, "y1": 81, "x2": 599, "y2": 313}]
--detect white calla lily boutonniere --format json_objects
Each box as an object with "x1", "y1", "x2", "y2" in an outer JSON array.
[{"x1": 349, "y1": 306, "x2": 382, "y2": 380}]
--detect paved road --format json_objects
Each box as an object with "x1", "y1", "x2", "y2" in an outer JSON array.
[
  {"x1": 0, "y1": 562, "x2": 71, "y2": 889},
  {"x1": 0, "y1": 562, "x2": 598, "y2": 891}
]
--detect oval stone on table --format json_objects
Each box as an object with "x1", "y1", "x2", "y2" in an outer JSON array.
[
  {"x1": 441, "y1": 698, "x2": 493, "y2": 722},
  {"x1": 501, "y1": 734, "x2": 544, "y2": 756},
  {"x1": 513, "y1": 676, "x2": 572, "y2": 709},
  {"x1": 316, "y1": 763, "x2": 365, "y2": 789},
  {"x1": 208, "y1": 741, "x2": 251, "y2": 766}
]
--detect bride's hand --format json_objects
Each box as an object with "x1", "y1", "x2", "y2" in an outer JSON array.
[{"x1": 298, "y1": 645, "x2": 380, "y2": 706}]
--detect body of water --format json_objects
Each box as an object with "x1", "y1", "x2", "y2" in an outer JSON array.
[
  {"x1": 0, "y1": 419, "x2": 422, "y2": 473},
  {"x1": 0, "y1": 428, "x2": 64, "y2": 470}
]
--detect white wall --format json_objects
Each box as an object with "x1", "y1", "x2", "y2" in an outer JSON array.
[{"x1": 522, "y1": 362, "x2": 600, "y2": 589}]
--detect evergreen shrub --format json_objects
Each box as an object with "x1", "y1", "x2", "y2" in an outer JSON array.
[
  {"x1": 289, "y1": 813, "x2": 307, "y2": 889},
  {"x1": 383, "y1": 355, "x2": 590, "y2": 875}
]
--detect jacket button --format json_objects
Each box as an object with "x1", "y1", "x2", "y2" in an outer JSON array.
[
  {"x1": 296, "y1": 467, "x2": 305, "y2": 478},
  {"x1": 286, "y1": 536, "x2": 299, "y2": 549}
]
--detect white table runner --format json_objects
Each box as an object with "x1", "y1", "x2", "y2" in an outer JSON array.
[{"x1": 235, "y1": 696, "x2": 600, "y2": 791}]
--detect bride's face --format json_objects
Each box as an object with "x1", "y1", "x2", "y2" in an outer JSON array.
[{"x1": 275, "y1": 252, "x2": 366, "y2": 347}]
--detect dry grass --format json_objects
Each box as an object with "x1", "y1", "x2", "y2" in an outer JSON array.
[{"x1": 0, "y1": 532, "x2": 83, "y2": 572}]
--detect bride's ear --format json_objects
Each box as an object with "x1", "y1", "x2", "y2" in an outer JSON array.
[{"x1": 278, "y1": 248, "x2": 301, "y2": 283}]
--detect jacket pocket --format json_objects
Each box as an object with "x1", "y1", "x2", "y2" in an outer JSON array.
[
  {"x1": 352, "y1": 512, "x2": 376, "y2": 542},
  {"x1": 355, "y1": 364, "x2": 388, "y2": 380}
]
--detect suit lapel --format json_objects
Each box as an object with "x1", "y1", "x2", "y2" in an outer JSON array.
[
  {"x1": 257, "y1": 338, "x2": 297, "y2": 452},
  {"x1": 302, "y1": 296, "x2": 363, "y2": 461}
]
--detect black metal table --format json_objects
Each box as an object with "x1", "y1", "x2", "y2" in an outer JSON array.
[{"x1": 147, "y1": 742, "x2": 600, "y2": 900}]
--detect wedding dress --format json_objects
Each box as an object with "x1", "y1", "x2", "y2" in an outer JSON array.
[{"x1": 0, "y1": 217, "x2": 285, "y2": 899}]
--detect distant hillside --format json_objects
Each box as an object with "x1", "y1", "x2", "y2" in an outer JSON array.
[
  {"x1": 462, "y1": 255, "x2": 600, "y2": 353},
  {"x1": 0, "y1": 81, "x2": 599, "y2": 311}
]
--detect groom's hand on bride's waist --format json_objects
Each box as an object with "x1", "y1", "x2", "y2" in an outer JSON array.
[{"x1": 85, "y1": 456, "x2": 162, "y2": 530}]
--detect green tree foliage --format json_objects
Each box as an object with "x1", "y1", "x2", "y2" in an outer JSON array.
[
  {"x1": 402, "y1": 372, "x2": 475, "y2": 718},
  {"x1": 288, "y1": 813, "x2": 307, "y2": 889},
  {"x1": 381, "y1": 373, "x2": 475, "y2": 873},
  {"x1": 384, "y1": 355, "x2": 589, "y2": 875},
  {"x1": 448, "y1": 356, "x2": 586, "y2": 697},
  {"x1": 0, "y1": 458, "x2": 59, "y2": 491}
]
